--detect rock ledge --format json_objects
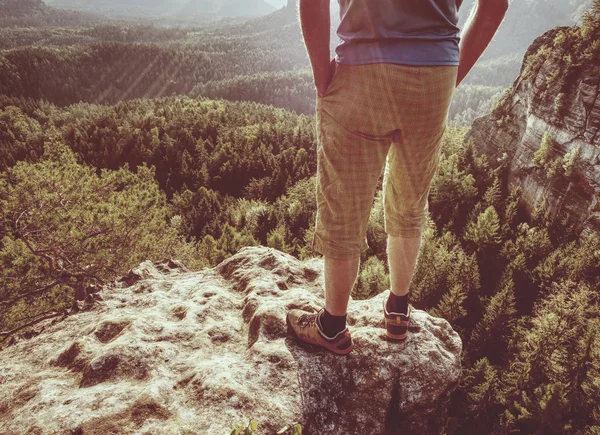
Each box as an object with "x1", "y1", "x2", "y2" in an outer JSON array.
[{"x1": 0, "y1": 246, "x2": 462, "y2": 435}]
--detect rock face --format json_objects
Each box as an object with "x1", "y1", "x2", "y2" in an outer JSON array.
[
  {"x1": 0, "y1": 247, "x2": 462, "y2": 435},
  {"x1": 465, "y1": 26, "x2": 600, "y2": 237}
]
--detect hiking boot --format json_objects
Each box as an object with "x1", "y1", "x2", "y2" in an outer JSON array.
[
  {"x1": 286, "y1": 308, "x2": 354, "y2": 355},
  {"x1": 383, "y1": 290, "x2": 411, "y2": 340}
]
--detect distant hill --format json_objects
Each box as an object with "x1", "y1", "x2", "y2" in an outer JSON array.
[
  {"x1": 0, "y1": 0, "x2": 103, "y2": 26},
  {"x1": 0, "y1": 0, "x2": 46, "y2": 16},
  {"x1": 453, "y1": 0, "x2": 593, "y2": 85},
  {"x1": 45, "y1": 0, "x2": 275, "y2": 20},
  {"x1": 457, "y1": 0, "x2": 592, "y2": 60},
  {"x1": 219, "y1": 0, "x2": 275, "y2": 16}
]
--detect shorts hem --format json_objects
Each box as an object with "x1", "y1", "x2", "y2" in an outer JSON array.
[
  {"x1": 385, "y1": 228, "x2": 424, "y2": 238},
  {"x1": 312, "y1": 232, "x2": 368, "y2": 260}
]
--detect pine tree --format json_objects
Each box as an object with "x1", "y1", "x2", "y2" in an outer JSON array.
[
  {"x1": 430, "y1": 284, "x2": 467, "y2": 326},
  {"x1": 354, "y1": 256, "x2": 389, "y2": 300},
  {"x1": 562, "y1": 319, "x2": 600, "y2": 432},
  {"x1": 410, "y1": 230, "x2": 458, "y2": 308},
  {"x1": 562, "y1": 144, "x2": 581, "y2": 178},
  {"x1": 533, "y1": 232, "x2": 600, "y2": 292},
  {"x1": 469, "y1": 274, "x2": 516, "y2": 364},
  {"x1": 460, "y1": 358, "x2": 502, "y2": 433},
  {"x1": 218, "y1": 223, "x2": 257, "y2": 257},
  {"x1": 498, "y1": 280, "x2": 598, "y2": 434},
  {"x1": 447, "y1": 249, "x2": 481, "y2": 295},
  {"x1": 500, "y1": 185, "x2": 521, "y2": 239},
  {"x1": 198, "y1": 234, "x2": 221, "y2": 266},
  {"x1": 266, "y1": 225, "x2": 288, "y2": 253},
  {"x1": 499, "y1": 223, "x2": 553, "y2": 304},
  {"x1": 512, "y1": 382, "x2": 568, "y2": 435},
  {"x1": 0, "y1": 139, "x2": 181, "y2": 337},
  {"x1": 464, "y1": 205, "x2": 502, "y2": 249},
  {"x1": 532, "y1": 131, "x2": 554, "y2": 167},
  {"x1": 581, "y1": 0, "x2": 600, "y2": 38},
  {"x1": 483, "y1": 176, "x2": 501, "y2": 210},
  {"x1": 429, "y1": 152, "x2": 478, "y2": 229}
]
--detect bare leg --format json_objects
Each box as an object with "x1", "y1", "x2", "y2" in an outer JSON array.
[
  {"x1": 323, "y1": 255, "x2": 360, "y2": 316},
  {"x1": 387, "y1": 234, "x2": 422, "y2": 297}
]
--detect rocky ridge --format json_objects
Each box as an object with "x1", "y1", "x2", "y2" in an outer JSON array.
[
  {"x1": 0, "y1": 246, "x2": 462, "y2": 435},
  {"x1": 465, "y1": 22, "x2": 600, "y2": 236}
]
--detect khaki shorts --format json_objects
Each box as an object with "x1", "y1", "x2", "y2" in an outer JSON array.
[{"x1": 312, "y1": 60, "x2": 458, "y2": 259}]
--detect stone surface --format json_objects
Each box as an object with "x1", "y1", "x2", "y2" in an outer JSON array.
[
  {"x1": 465, "y1": 27, "x2": 600, "y2": 237},
  {"x1": 0, "y1": 246, "x2": 462, "y2": 435}
]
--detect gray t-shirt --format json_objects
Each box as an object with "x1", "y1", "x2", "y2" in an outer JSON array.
[{"x1": 334, "y1": 0, "x2": 463, "y2": 65}]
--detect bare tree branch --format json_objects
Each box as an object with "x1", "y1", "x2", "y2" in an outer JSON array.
[
  {"x1": 8, "y1": 308, "x2": 66, "y2": 327},
  {"x1": 0, "y1": 311, "x2": 65, "y2": 342},
  {"x1": 14, "y1": 207, "x2": 31, "y2": 229},
  {"x1": 0, "y1": 280, "x2": 65, "y2": 307},
  {"x1": 18, "y1": 235, "x2": 57, "y2": 270}
]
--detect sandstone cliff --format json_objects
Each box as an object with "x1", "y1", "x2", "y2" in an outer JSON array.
[
  {"x1": 0, "y1": 247, "x2": 462, "y2": 435},
  {"x1": 465, "y1": 22, "x2": 600, "y2": 236}
]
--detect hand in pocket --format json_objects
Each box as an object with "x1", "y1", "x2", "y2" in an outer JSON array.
[{"x1": 316, "y1": 58, "x2": 338, "y2": 98}]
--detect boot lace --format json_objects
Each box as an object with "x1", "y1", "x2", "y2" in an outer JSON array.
[{"x1": 297, "y1": 309, "x2": 323, "y2": 329}]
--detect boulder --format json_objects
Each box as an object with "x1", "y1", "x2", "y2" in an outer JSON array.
[{"x1": 0, "y1": 247, "x2": 462, "y2": 435}]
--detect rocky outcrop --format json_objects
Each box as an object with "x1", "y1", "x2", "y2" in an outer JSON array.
[
  {"x1": 465, "y1": 24, "x2": 600, "y2": 236},
  {"x1": 0, "y1": 246, "x2": 462, "y2": 435}
]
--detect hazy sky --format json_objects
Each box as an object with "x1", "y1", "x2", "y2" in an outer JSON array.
[{"x1": 265, "y1": 0, "x2": 287, "y2": 7}]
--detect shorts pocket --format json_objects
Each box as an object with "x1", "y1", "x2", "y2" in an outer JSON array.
[{"x1": 319, "y1": 58, "x2": 340, "y2": 99}]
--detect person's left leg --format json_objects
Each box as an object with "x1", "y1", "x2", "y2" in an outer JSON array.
[
  {"x1": 316, "y1": 255, "x2": 360, "y2": 340},
  {"x1": 323, "y1": 255, "x2": 360, "y2": 316},
  {"x1": 285, "y1": 95, "x2": 389, "y2": 354},
  {"x1": 310, "y1": 107, "x2": 390, "y2": 340}
]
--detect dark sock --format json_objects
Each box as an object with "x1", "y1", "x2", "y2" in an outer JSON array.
[
  {"x1": 318, "y1": 308, "x2": 347, "y2": 338},
  {"x1": 386, "y1": 291, "x2": 409, "y2": 315}
]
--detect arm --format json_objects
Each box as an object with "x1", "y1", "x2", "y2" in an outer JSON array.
[
  {"x1": 456, "y1": 0, "x2": 509, "y2": 87},
  {"x1": 298, "y1": 0, "x2": 333, "y2": 97}
]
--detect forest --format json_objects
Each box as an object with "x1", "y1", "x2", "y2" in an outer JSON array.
[{"x1": 1, "y1": 0, "x2": 600, "y2": 434}]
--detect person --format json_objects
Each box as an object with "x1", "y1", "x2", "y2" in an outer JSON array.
[{"x1": 286, "y1": 0, "x2": 509, "y2": 355}]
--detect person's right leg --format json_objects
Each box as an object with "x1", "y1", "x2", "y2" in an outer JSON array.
[
  {"x1": 383, "y1": 65, "x2": 458, "y2": 315},
  {"x1": 385, "y1": 233, "x2": 422, "y2": 315}
]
